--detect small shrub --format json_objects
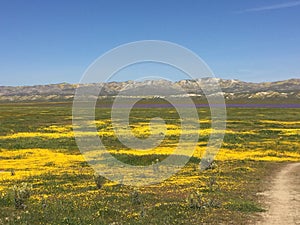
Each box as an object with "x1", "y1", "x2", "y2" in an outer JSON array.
[
  {"x1": 13, "y1": 182, "x2": 32, "y2": 209},
  {"x1": 206, "y1": 161, "x2": 218, "y2": 170},
  {"x1": 200, "y1": 159, "x2": 218, "y2": 171},
  {"x1": 94, "y1": 174, "x2": 106, "y2": 189},
  {"x1": 187, "y1": 192, "x2": 203, "y2": 209},
  {"x1": 207, "y1": 176, "x2": 218, "y2": 192},
  {"x1": 131, "y1": 190, "x2": 142, "y2": 205}
]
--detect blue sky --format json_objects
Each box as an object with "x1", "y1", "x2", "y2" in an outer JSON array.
[{"x1": 0, "y1": 0, "x2": 299, "y2": 86}]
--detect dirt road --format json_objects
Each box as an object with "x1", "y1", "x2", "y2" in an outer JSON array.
[{"x1": 257, "y1": 163, "x2": 300, "y2": 225}]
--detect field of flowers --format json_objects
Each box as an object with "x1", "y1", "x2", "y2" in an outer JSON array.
[{"x1": 0, "y1": 102, "x2": 299, "y2": 224}]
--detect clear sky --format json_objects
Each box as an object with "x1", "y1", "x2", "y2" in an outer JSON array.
[{"x1": 0, "y1": 0, "x2": 300, "y2": 86}]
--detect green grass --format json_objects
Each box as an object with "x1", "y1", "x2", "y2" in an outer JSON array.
[{"x1": 0, "y1": 101, "x2": 299, "y2": 224}]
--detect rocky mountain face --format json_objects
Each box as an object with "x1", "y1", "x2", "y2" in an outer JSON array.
[{"x1": 0, "y1": 78, "x2": 299, "y2": 102}]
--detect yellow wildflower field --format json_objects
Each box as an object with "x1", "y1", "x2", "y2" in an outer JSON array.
[{"x1": 0, "y1": 103, "x2": 299, "y2": 224}]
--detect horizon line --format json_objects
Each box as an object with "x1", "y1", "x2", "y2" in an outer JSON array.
[{"x1": 1, "y1": 77, "x2": 299, "y2": 88}]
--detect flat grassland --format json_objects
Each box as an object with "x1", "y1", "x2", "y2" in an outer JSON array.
[{"x1": 0, "y1": 102, "x2": 299, "y2": 224}]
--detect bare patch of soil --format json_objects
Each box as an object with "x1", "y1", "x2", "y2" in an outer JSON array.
[{"x1": 257, "y1": 163, "x2": 300, "y2": 225}]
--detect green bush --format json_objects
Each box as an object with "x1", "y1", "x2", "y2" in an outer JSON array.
[{"x1": 13, "y1": 182, "x2": 32, "y2": 209}]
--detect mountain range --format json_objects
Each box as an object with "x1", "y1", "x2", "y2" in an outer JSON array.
[{"x1": 0, "y1": 78, "x2": 299, "y2": 102}]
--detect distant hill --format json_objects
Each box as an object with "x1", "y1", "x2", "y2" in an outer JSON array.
[{"x1": 0, "y1": 78, "x2": 299, "y2": 102}]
